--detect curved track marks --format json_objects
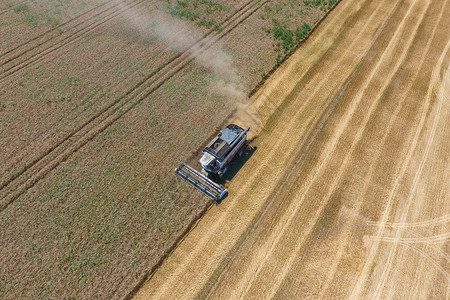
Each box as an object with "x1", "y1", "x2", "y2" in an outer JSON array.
[
  {"x1": 135, "y1": 0, "x2": 450, "y2": 298},
  {"x1": 370, "y1": 38, "x2": 450, "y2": 299},
  {"x1": 367, "y1": 214, "x2": 450, "y2": 228},
  {"x1": 238, "y1": 0, "x2": 434, "y2": 297},
  {"x1": 319, "y1": 0, "x2": 449, "y2": 297}
]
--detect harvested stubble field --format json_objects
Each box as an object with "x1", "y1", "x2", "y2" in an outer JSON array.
[
  {"x1": 0, "y1": 0, "x2": 336, "y2": 299},
  {"x1": 135, "y1": 0, "x2": 450, "y2": 298}
]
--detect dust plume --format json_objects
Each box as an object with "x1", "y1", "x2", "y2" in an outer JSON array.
[{"x1": 119, "y1": 3, "x2": 246, "y2": 103}]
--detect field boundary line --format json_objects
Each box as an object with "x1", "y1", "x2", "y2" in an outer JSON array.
[
  {"x1": 130, "y1": 0, "x2": 358, "y2": 298},
  {"x1": 200, "y1": 0, "x2": 400, "y2": 297}
]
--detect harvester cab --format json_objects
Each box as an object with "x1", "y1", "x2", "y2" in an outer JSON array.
[{"x1": 175, "y1": 124, "x2": 250, "y2": 202}]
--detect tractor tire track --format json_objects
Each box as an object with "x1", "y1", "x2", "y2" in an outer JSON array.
[
  {"x1": 315, "y1": 0, "x2": 447, "y2": 297},
  {"x1": 371, "y1": 233, "x2": 450, "y2": 245},
  {"x1": 0, "y1": 1, "x2": 32, "y2": 16},
  {"x1": 407, "y1": 228, "x2": 449, "y2": 299},
  {"x1": 376, "y1": 241, "x2": 449, "y2": 282},
  {"x1": 367, "y1": 214, "x2": 450, "y2": 228},
  {"x1": 350, "y1": 12, "x2": 450, "y2": 298},
  {"x1": 366, "y1": 35, "x2": 450, "y2": 295},
  {"x1": 0, "y1": 0, "x2": 149, "y2": 82},
  {"x1": 133, "y1": 0, "x2": 374, "y2": 297},
  {"x1": 371, "y1": 40, "x2": 450, "y2": 299},
  {"x1": 0, "y1": 0, "x2": 268, "y2": 210},
  {"x1": 232, "y1": 0, "x2": 431, "y2": 297},
  {"x1": 399, "y1": 243, "x2": 449, "y2": 283},
  {"x1": 0, "y1": 0, "x2": 256, "y2": 182},
  {"x1": 0, "y1": 0, "x2": 255, "y2": 188},
  {"x1": 408, "y1": 231, "x2": 449, "y2": 262},
  {"x1": 0, "y1": 1, "x2": 109, "y2": 57},
  {"x1": 140, "y1": 0, "x2": 408, "y2": 297},
  {"x1": 136, "y1": 0, "x2": 450, "y2": 298},
  {"x1": 0, "y1": 40, "x2": 169, "y2": 178}
]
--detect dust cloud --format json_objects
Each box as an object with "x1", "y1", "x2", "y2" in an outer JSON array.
[
  {"x1": 118, "y1": 2, "x2": 246, "y2": 103},
  {"x1": 116, "y1": 2, "x2": 267, "y2": 136}
]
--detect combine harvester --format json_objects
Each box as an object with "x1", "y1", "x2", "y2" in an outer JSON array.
[{"x1": 175, "y1": 124, "x2": 250, "y2": 202}]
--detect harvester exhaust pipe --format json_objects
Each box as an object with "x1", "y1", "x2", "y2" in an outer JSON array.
[{"x1": 175, "y1": 163, "x2": 227, "y2": 202}]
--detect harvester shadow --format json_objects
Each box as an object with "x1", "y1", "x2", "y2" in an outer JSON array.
[{"x1": 214, "y1": 145, "x2": 257, "y2": 203}]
